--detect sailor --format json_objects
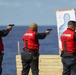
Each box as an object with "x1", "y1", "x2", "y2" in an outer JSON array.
[
  {"x1": 0, "y1": 24, "x2": 13, "y2": 75},
  {"x1": 60, "y1": 21, "x2": 76, "y2": 75},
  {"x1": 21, "y1": 23, "x2": 51, "y2": 75}
]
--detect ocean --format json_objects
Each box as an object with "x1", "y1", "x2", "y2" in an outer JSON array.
[{"x1": 0, "y1": 26, "x2": 59, "y2": 75}]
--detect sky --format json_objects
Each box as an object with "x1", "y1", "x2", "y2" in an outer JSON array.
[{"x1": 0, "y1": 0, "x2": 76, "y2": 26}]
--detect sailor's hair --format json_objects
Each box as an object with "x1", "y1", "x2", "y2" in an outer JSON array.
[{"x1": 68, "y1": 21, "x2": 76, "y2": 26}]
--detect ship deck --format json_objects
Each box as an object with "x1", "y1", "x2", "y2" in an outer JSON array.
[{"x1": 16, "y1": 55, "x2": 62, "y2": 75}]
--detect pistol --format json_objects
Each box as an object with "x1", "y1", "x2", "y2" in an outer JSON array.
[
  {"x1": 47, "y1": 29, "x2": 52, "y2": 31},
  {"x1": 8, "y1": 24, "x2": 14, "y2": 26}
]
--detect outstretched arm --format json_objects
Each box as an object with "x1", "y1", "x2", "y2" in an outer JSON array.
[
  {"x1": 35, "y1": 30, "x2": 50, "y2": 39},
  {"x1": 0, "y1": 26, "x2": 12, "y2": 37},
  {"x1": 35, "y1": 33, "x2": 46, "y2": 39}
]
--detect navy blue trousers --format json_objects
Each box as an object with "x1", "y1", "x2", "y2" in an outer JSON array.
[
  {"x1": 61, "y1": 57, "x2": 76, "y2": 75},
  {"x1": 21, "y1": 50, "x2": 39, "y2": 75},
  {"x1": 0, "y1": 53, "x2": 4, "y2": 75}
]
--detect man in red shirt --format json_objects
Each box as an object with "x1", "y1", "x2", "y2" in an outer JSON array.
[
  {"x1": 60, "y1": 21, "x2": 76, "y2": 75},
  {"x1": 0, "y1": 25, "x2": 13, "y2": 75},
  {"x1": 21, "y1": 23, "x2": 51, "y2": 75}
]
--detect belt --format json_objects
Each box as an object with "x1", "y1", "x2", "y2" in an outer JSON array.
[
  {"x1": 61, "y1": 51, "x2": 76, "y2": 57},
  {"x1": 23, "y1": 48, "x2": 38, "y2": 53}
]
